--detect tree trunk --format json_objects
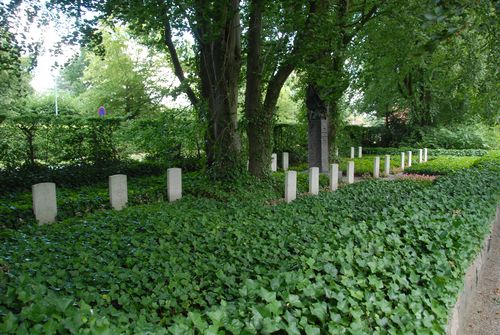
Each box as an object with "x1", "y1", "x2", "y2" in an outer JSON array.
[
  {"x1": 245, "y1": 0, "x2": 271, "y2": 178},
  {"x1": 245, "y1": 0, "x2": 318, "y2": 178},
  {"x1": 197, "y1": 0, "x2": 242, "y2": 180}
]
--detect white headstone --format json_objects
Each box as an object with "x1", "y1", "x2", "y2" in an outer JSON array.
[
  {"x1": 424, "y1": 148, "x2": 428, "y2": 162},
  {"x1": 109, "y1": 174, "x2": 128, "y2": 210},
  {"x1": 384, "y1": 155, "x2": 391, "y2": 176},
  {"x1": 271, "y1": 153, "x2": 277, "y2": 172},
  {"x1": 373, "y1": 157, "x2": 380, "y2": 178},
  {"x1": 32, "y1": 182, "x2": 57, "y2": 225},
  {"x1": 347, "y1": 161, "x2": 355, "y2": 184},
  {"x1": 400, "y1": 152, "x2": 405, "y2": 171},
  {"x1": 335, "y1": 148, "x2": 339, "y2": 157},
  {"x1": 350, "y1": 147, "x2": 355, "y2": 159},
  {"x1": 358, "y1": 146, "x2": 362, "y2": 158},
  {"x1": 407, "y1": 151, "x2": 412, "y2": 167},
  {"x1": 282, "y1": 152, "x2": 289, "y2": 171},
  {"x1": 419, "y1": 149, "x2": 423, "y2": 163},
  {"x1": 329, "y1": 164, "x2": 339, "y2": 191},
  {"x1": 309, "y1": 167, "x2": 319, "y2": 195},
  {"x1": 167, "y1": 168, "x2": 182, "y2": 202},
  {"x1": 284, "y1": 171, "x2": 297, "y2": 203}
]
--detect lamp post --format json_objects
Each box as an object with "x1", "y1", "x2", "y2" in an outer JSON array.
[{"x1": 54, "y1": 75, "x2": 59, "y2": 116}]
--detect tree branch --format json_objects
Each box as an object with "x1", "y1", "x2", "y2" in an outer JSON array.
[{"x1": 164, "y1": 16, "x2": 199, "y2": 107}]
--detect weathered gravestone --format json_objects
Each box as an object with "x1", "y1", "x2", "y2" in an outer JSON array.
[
  {"x1": 330, "y1": 164, "x2": 339, "y2": 191},
  {"x1": 109, "y1": 174, "x2": 128, "y2": 210},
  {"x1": 384, "y1": 155, "x2": 391, "y2": 176},
  {"x1": 373, "y1": 157, "x2": 380, "y2": 178},
  {"x1": 309, "y1": 167, "x2": 319, "y2": 195},
  {"x1": 284, "y1": 171, "x2": 297, "y2": 203},
  {"x1": 282, "y1": 152, "x2": 289, "y2": 171},
  {"x1": 32, "y1": 182, "x2": 57, "y2": 225},
  {"x1": 271, "y1": 153, "x2": 277, "y2": 172},
  {"x1": 307, "y1": 85, "x2": 329, "y2": 173},
  {"x1": 167, "y1": 168, "x2": 182, "y2": 202},
  {"x1": 347, "y1": 161, "x2": 355, "y2": 184}
]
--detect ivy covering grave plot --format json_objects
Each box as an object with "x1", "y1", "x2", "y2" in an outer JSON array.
[
  {"x1": 0, "y1": 172, "x2": 284, "y2": 229},
  {"x1": 1, "y1": 162, "x2": 499, "y2": 334},
  {"x1": 405, "y1": 156, "x2": 480, "y2": 176}
]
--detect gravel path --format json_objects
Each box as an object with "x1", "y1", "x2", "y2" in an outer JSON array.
[{"x1": 463, "y1": 214, "x2": 500, "y2": 335}]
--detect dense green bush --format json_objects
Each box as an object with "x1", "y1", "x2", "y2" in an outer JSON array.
[
  {"x1": 273, "y1": 123, "x2": 308, "y2": 165},
  {"x1": 1, "y1": 162, "x2": 499, "y2": 333},
  {"x1": 404, "y1": 124, "x2": 499, "y2": 149},
  {"x1": 0, "y1": 161, "x2": 166, "y2": 195},
  {"x1": 0, "y1": 115, "x2": 122, "y2": 167}
]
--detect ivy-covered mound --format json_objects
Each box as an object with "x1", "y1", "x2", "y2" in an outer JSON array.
[{"x1": 1, "y1": 165, "x2": 499, "y2": 334}]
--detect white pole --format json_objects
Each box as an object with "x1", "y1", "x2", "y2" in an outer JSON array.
[{"x1": 54, "y1": 76, "x2": 59, "y2": 116}]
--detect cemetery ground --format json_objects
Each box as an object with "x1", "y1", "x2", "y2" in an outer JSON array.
[{"x1": 1, "y1": 151, "x2": 499, "y2": 334}]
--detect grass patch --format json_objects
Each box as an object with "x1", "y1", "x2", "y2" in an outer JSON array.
[{"x1": 405, "y1": 156, "x2": 479, "y2": 175}]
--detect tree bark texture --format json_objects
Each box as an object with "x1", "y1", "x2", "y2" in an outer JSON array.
[{"x1": 196, "y1": 0, "x2": 242, "y2": 179}]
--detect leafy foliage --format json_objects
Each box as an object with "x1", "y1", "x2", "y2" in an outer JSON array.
[{"x1": 1, "y1": 162, "x2": 499, "y2": 333}]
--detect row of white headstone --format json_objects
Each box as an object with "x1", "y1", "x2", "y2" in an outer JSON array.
[
  {"x1": 270, "y1": 153, "x2": 288, "y2": 172},
  {"x1": 33, "y1": 148, "x2": 430, "y2": 223},
  {"x1": 283, "y1": 148, "x2": 429, "y2": 203},
  {"x1": 32, "y1": 168, "x2": 184, "y2": 225},
  {"x1": 270, "y1": 147, "x2": 429, "y2": 172}
]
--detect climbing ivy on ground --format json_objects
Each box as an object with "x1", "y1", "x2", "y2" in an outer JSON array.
[{"x1": 0, "y1": 161, "x2": 499, "y2": 334}]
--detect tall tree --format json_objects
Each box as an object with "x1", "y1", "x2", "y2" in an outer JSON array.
[
  {"x1": 245, "y1": 0, "x2": 317, "y2": 177},
  {"x1": 300, "y1": 0, "x2": 387, "y2": 158}
]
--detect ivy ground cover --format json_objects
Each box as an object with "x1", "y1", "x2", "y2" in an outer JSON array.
[{"x1": 1, "y1": 164, "x2": 499, "y2": 334}]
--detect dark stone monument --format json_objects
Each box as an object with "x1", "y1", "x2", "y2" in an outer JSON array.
[{"x1": 306, "y1": 85, "x2": 329, "y2": 172}]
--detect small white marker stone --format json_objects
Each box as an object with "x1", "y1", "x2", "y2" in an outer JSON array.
[
  {"x1": 419, "y1": 149, "x2": 423, "y2": 163},
  {"x1": 401, "y1": 152, "x2": 405, "y2": 171},
  {"x1": 167, "y1": 168, "x2": 182, "y2": 202},
  {"x1": 271, "y1": 153, "x2": 277, "y2": 172},
  {"x1": 32, "y1": 182, "x2": 57, "y2": 225},
  {"x1": 407, "y1": 151, "x2": 412, "y2": 167},
  {"x1": 358, "y1": 146, "x2": 362, "y2": 158},
  {"x1": 109, "y1": 174, "x2": 128, "y2": 210},
  {"x1": 282, "y1": 152, "x2": 289, "y2": 171},
  {"x1": 384, "y1": 155, "x2": 391, "y2": 176},
  {"x1": 309, "y1": 167, "x2": 319, "y2": 195},
  {"x1": 329, "y1": 164, "x2": 339, "y2": 191},
  {"x1": 424, "y1": 148, "x2": 428, "y2": 162},
  {"x1": 373, "y1": 157, "x2": 380, "y2": 178},
  {"x1": 347, "y1": 161, "x2": 355, "y2": 184},
  {"x1": 284, "y1": 171, "x2": 297, "y2": 203},
  {"x1": 350, "y1": 147, "x2": 355, "y2": 159}
]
